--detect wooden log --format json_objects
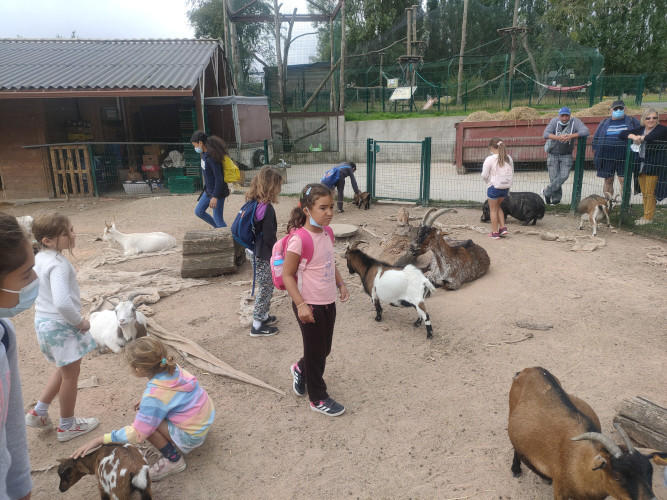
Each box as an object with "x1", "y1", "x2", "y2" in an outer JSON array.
[
  {"x1": 181, "y1": 228, "x2": 245, "y2": 278},
  {"x1": 613, "y1": 396, "x2": 667, "y2": 449}
]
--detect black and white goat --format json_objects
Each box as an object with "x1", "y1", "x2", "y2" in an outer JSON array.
[
  {"x1": 58, "y1": 443, "x2": 152, "y2": 500},
  {"x1": 103, "y1": 217, "x2": 177, "y2": 256},
  {"x1": 577, "y1": 192, "x2": 619, "y2": 236},
  {"x1": 345, "y1": 240, "x2": 436, "y2": 339},
  {"x1": 90, "y1": 292, "x2": 149, "y2": 353}
]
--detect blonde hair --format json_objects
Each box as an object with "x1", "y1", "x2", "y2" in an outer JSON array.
[
  {"x1": 641, "y1": 107, "x2": 659, "y2": 126},
  {"x1": 489, "y1": 136, "x2": 510, "y2": 168},
  {"x1": 32, "y1": 211, "x2": 73, "y2": 254},
  {"x1": 245, "y1": 166, "x2": 283, "y2": 203},
  {"x1": 124, "y1": 336, "x2": 176, "y2": 377}
]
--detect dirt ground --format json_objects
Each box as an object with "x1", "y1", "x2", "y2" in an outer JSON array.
[{"x1": 4, "y1": 192, "x2": 666, "y2": 500}]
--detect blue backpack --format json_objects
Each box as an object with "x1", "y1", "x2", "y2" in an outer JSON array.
[
  {"x1": 231, "y1": 200, "x2": 263, "y2": 294},
  {"x1": 321, "y1": 166, "x2": 341, "y2": 188}
]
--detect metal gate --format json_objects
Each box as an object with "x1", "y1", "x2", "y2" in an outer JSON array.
[{"x1": 366, "y1": 138, "x2": 431, "y2": 206}]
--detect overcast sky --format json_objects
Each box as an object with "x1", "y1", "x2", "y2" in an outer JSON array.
[{"x1": 0, "y1": 0, "x2": 317, "y2": 64}]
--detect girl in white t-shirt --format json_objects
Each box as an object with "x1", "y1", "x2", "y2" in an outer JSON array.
[
  {"x1": 282, "y1": 183, "x2": 350, "y2": 417},
  {"x1": 481, "y1": 137, "x2": 514, "y2": 239},
  {"x1": 25, "y1": 212, "x2": 99, "y2": 442}
]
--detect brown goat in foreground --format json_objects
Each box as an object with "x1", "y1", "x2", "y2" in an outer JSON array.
[
  {"x1": 508, "y1": 367, "x2": 667, "y2": 500},
  {"x1": 409, "y1": 208, "x2": 490, "y2": 290},
  {"x1": 58, "y1": 443, "x2": 152, "y2": 500}
]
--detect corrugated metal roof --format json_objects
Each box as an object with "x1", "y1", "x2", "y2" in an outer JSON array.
[{"x1": 0, "y1": 39, "x2": 222, "y2": 91}]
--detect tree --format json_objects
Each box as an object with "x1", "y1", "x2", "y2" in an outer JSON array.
[{"x1": 188, "y1": 0, "x2": 275, "y2": 93}]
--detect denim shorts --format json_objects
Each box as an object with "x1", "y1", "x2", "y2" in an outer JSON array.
[
  {"x1": 168, "y1": 420, "x2": 208, "y2": 454},
  {"x1": 487, "y1": 186, "x2": 509, "y2": 199}
]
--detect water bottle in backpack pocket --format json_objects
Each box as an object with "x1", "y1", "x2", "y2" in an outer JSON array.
[{"x1": 271, "y1": 226, "x2": 334, "y2": 290}]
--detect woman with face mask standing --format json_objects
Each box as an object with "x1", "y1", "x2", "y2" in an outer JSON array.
[
  {"x1": 592, "y1": 100, "x2": 640, "y2": 197},
  {"x1": 191, "y1": 131, "x2": 231, "y2": 228},
  {"x1": 0, "y1": 213, "x2": 36, "y2": 500}
]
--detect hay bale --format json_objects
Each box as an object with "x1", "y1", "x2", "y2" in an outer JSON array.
[{"x1": 465, "y1": 111, "x2": 494, "y2": 122}]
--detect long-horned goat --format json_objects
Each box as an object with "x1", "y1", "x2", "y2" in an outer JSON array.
[
  {"x1": 103, "y1": 217, "x2": 177, "y2": 256},
  {"x1": 90, "y1": 292, "x2": 149, "y2": 353},
  {"x1": 410, "y1": 208, "x2": 490, "y2": 290},
  {"x1": 345, "y1": 240, "x2": 436, "y2": 339},
  {"x1": 58, "y1": 443, "x2": 152, "y2": 500},
  {"x1": 577, "y1": 192, "x2": 619, "y2": 236},
  {"x1": 508, "y1": 366, "x2": 667, "y2": 500}
]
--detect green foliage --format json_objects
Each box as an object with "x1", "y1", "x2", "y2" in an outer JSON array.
[{"x1": 188, "y1": 0, "x2": 274, "y2": 90}]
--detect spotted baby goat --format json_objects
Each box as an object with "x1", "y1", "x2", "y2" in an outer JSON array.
[
  {"x1": 410, "y1": 208, "x2": 490, "y2": 290},
  {"x1": 58, "y1": 443, "x2": 152, "y2": 500},
  {"x1": 345, "y1": 240, "x2": 436, "y2": 339}
]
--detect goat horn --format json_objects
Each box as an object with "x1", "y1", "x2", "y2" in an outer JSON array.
[
  {"x1": 420, "y1": 208, "x2": 437, "y2": 226},
  {"x1": 348, "y1": 240, "x2": 368, "y2": 251},
  {"x1": 425, "y1": 208, "x2": 458, "y2": 226},
  {"x1": 613, "y1": 423, "x2": 636, "y2": 453},
  {"x1": 571, "y1": 432, "x2": 623, "y2": 458},
  {"x1": 127, "y1": 291, "x2": 151, "y2": 303}
]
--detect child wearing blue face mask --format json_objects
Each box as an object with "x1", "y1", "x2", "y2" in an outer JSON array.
[
  {"x1": 282, "y1": 183, "x2": 350, "y2": 417},
  {"x1": 191, "y1": 131, "x2": 230, "y2": 228},
  {"x1": 0, "y1": 213, "x2": 36, "y2": 500},
  {"x1": 26, "y1": 211, "x2": 99, "y2": 442}
]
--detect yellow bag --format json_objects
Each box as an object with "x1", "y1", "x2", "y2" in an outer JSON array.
[{"x1": 223, "y1": 155, "x2": 241, "y2": 183}]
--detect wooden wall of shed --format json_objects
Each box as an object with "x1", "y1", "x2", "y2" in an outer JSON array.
[{"x1": 0, "y1": 100, "x2": 51, "y2": 199}]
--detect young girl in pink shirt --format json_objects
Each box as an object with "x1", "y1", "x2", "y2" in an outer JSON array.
[{"x1": 282, "y1": 183, "x2": 350, "y2": 416}]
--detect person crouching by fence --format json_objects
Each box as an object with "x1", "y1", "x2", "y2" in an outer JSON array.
[
  {"x1": 542, "y1": 107, "x2": 590, "y2": 205},
  {"x1": 321, "y1": 162, "x2": 360, "y2": 213},
  {"x1": 481, "y1": 137, "x2": 514, "y2": 239}
]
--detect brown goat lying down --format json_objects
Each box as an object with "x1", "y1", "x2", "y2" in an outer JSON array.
[
  {"x1": 58, "y1": 443, "x2": 152, "y2": 500},
  {"x1": 409, "y1": 208, "x2": 490, "y2": 290},
  {"x1": 508, "y1": 367, "x2": 667, "y2": 500}
]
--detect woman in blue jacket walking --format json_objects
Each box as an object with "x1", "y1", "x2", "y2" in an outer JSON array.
[{"x1": 191, "y1": 131, "x2": 230, "y2": 228}]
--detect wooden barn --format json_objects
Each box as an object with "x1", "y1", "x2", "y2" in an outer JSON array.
[{"x1": 0, "y1": 38, "x2": 234, "y2": 199}]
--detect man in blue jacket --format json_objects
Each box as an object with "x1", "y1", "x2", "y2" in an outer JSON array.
[
  {"x1": 323, "y1": 162, "x2": 361, "y2": 213},
  {"x1": 592, "y1": 100, "x2": 640, "y2": 196},
  {"x1": 542, "y1": 107, "x2": 590, "y2": 204}
]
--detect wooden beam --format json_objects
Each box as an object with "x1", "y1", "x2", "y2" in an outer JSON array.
[
  {"x1": 231, "y1": 14, "x2": 329, "y2": 22},
  {"x1": 331, "y1": 0, "x2": 343, "y2": 19},
  {"x1": 302, "y1": 58, "x2": 340, "y2": 112}
]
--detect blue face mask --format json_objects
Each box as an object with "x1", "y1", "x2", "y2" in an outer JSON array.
[
  {"x1": 194, "y1": 146, "x2": 203, "y2": 154},
  {"x1": 0, "y1": 277, "x2": 39, "y2": 318},
  {"x1": 305, "y1": 208, "x2": 323, "y2": 228},
  {"x1": 559, "y1": 119, "x2": 570, "y2": 126},
  {"x1": 612, "y1": 109, "x2": 625, "y2": 119}
]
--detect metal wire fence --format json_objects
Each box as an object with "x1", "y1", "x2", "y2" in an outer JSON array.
[{"x1": 35, "y1": 137, "x2": 665, "y2": 239}]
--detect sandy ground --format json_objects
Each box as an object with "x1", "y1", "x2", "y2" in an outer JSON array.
[{"x1": 4, "y1": 192, "x2": 666, "y2": 500}]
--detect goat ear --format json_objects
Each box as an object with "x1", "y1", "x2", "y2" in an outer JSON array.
[
  {"x1": 592, "y1": 455, "x2": 607, "y2": 471},
  {"x1": 56, "y1": 458, "x2": 67, "y2": 464},
  {"x1": 76, "y1": 461, "x2": 93, "y2": 474}
]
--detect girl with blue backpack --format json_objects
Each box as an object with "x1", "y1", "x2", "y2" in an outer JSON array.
[{"x1": 245, "y1": 167, "x2": 283, "y2": 337}]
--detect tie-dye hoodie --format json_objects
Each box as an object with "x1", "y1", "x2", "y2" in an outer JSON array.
[{"x1": 104, "y1": 365, "x2": 214, "y2": 445}]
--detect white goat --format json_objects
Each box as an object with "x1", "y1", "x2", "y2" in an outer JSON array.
[
  {"x1": 577, "y1": 192, "x2": 618, "y2": 236},
  {"x1": 103, "y1": 217, "x2": 177, "y2": 256},
  {"x1": 345, "y1": 241, "x2": 436, "y2": 339},
  {"x1": 90, "y1": 293, "x2": 149, "y2": 353}
]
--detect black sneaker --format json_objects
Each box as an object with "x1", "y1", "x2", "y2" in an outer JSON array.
[
  {"x1": 261, "y1": 315, "x2": 278, "y2": 326},
  {"x1": 290, "y1": 363, "x2": 306, "y2": 397},
  {"x1": 310, "y1": 398, "x2": 345, "y2": 417},
  {"x1": 250, "y1": 325, "x2": 278, "y2": 337}
]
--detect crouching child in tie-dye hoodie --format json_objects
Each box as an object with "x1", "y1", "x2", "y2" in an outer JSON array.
[{"x1": 71, "y1": 337, "x2": 215, "y2": 482}]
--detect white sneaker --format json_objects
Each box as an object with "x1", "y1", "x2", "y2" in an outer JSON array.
[
  {"x1": 634, "y1": 217, "x2": 652, "y2": 226},
  {"x1": 149, "y1": 456, "x2": 187, "y2": 481},
  {"x1": 56, "y1": 417, "x2": 100, "y2": 442},
  {"x1": 25, "y1": 409, "x2": 53, "y2": 429}
]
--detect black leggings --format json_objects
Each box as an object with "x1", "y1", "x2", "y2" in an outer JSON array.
[{"x1": 292, "y1": 302, "x2": 336, "y2": 402}]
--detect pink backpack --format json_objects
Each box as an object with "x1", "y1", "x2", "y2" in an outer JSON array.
[{"x1": 271, "y1": 226, "x2": 334, "y2": 290}]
